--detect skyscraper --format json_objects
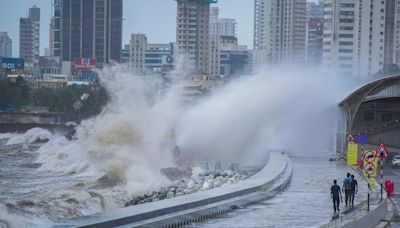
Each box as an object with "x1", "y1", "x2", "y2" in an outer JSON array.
[
  {"x1": 209, "y1": 7, "x2": 236, "y2": 37},
  {"x1": 50, "y1": 0, "x2": 123, "y2": 66},
  {"x1": 306, "y1": 18, "x2": 324, "y2": 65},
  {"x1": 20, "y1": 6, "x2": 40, "y2": 69},
  {"x1": 306, "y1": 0, "x2": 324, "y2": 20},
  {"x1": 175, "y1": 0, "x2": 217, "y2": 74},
  {"x1": 323, "y1": 0, "x2": 386, "y2": 76},
  {"x1": 0, "y1": 32, "x2": 12, "y2": 58},
  {"x1": 384, "y1": 0, "x2": 395, "y2": 66},
  {"x1": 253, "y1": 0, "x2": 307, "y2": 66}
]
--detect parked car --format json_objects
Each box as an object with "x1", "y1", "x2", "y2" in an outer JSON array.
[{"x1": 392, "y1": 155, "x2": 400, "y2": 167}]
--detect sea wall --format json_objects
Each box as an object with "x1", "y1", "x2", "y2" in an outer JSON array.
[{"x1": 65, "y1": 152, "x2": 292, "y2": 228}]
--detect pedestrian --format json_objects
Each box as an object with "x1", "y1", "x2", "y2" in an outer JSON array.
[
  {"x1": 331, "y1": 179, "x2": 342, "y2": 213},
  {"x1": 350, "y1": 174, "x2": 358, "y2": 206},
  {"x1": 342, "y1": 173, "x2": 352, "y2": 206}
]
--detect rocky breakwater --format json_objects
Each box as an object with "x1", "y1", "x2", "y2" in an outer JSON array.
[{"x1": 125, "y1": 162, "x2": 255, "y2": 207}]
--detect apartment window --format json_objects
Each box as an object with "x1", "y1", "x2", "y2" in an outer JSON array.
[
  {"x1": 339, "y1": 41, "x2": 353, "y2": 45},
  {"x1": 339, "y1": 49, "x2": 353, "y2": 53},
  {"x1": 340, "y1": 19, "x2": 354, "y2": 23},
  {"x1": 339, "y1": 34, "x2": 353, "y2": 38},
  {"x1": 340, "y1": 26, "x2": 353, "y2": 30},
  {"x1": 340, "y1": 11, "x2": 354, "y2": 16},
  {"x1": 340, "y1": 3, "x2": 355, "y2": 7}
]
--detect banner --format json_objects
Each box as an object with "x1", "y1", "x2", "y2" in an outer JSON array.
[
  {"x1": 74, "y1": 58, "x2": 96, "y2": 69},
  {"x1": 2, "y1": 58, "x2": 24, "y2": 69},
  {"x1": 347, "y1": 142, "x2": 358, "y2": 165}
]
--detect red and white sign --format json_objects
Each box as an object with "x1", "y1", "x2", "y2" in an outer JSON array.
[
  {"x1": 74, "y1": 58, "x2": 96, "y2": 69},
  {"x1": 364, "y1": 163, "x2": 376, "y2": 175},
  {"x1": 376, "y1": 143, "x2": 389, "y2": 158},
  {"x1": 347, "y1": 133, "x2": 354, "y2": 142},
  {"x1": 364, "y1": 151, "x2": 375, "y2": 163}
]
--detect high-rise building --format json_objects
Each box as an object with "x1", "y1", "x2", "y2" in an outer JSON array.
[
  {"x1": 128, "y1": 34, "x2": 175, "y2": 75},
  {"x1": 305, "y1": 1, "x2": 324, "y2": 66},
  {"x1": 129, "y1": 34, "x2": 147, "y2": 75},
  {"x1": 209, "y1": 35, "x2": 251, "y2": 77},
  {"x1": 323, "y1": 0, "x2": 386, "y2": 76},
  {"x1": 306, "y1": 18, "x2": 324, "y2": 65},
  {"x1": 306, "y1": 0, "x2": 324, "y2": 20},
  {"x1": 209, "y1": 7, "x2": 236, "y2": 37},
  {"x1": 0, "y1": 32, "x2": 12, "y2": 58},
  {"x1": 145, "y1": 43, "x2": 175, "y2": 74},
  {"x1": 20, "y1": 6, "x2": 40, "y2": 69},
  {"x1": 384, "y1": 0, "x2": 395, "y2": 65},
  {"x1": 121, "y1": 44, "x2": 130, "y2": 64},
  {"x1": 392, "y1": 0, "x2": 400, "y2": 66},
  {"x1": 50, "y1": 0, "x2": 123, "y2": 66},
  {"x1": 175, "y1": 0, "x2": 217, "y2": 74},
  {"x1": 253, "y1": 0, "x2": 307, "y2": 66}
]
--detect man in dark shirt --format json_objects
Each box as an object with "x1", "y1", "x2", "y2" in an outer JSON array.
[
  {"x1": 350, "y1": 174, "x2": 358, "y2": 206},
  {"x1": 331, "y1": 179, "x2": 342, "y2": 212}
]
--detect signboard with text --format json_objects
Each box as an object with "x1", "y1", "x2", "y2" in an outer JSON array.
[
  {"x1": 74, "y1": 58, "x2": 96, "y2": 70},
  {"x1": 2, "y1": 58, "x2": 24, "y2": 70},
  {"x1": 347, "y1": 142, "x2": 358, "y2": 165}
]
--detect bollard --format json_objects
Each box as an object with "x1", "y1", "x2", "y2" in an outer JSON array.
[{"x1": 367, "y1": 181, "x2": 370, "y2": 211}]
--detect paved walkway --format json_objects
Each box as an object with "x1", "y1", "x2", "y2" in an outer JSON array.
[{"x1": 191, "y1": 158, "x2": 368, "y2": 228}]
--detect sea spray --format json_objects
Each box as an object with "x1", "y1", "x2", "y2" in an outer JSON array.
[
  {"x1": 176, "y1": 67, "x2": 358, "y2": 164},
  {"x1": 0, "y1": 64, "x2": 362, "y2": 225},
  {"x1": 6, "y1": 128, "x2": 52, "y2": 145}
]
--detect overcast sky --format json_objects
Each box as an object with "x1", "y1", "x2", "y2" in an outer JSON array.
[{"x1": 0, "y1": 0, "x2": 315, "y2": 57}]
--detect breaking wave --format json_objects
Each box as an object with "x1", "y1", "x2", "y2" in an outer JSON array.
[{"x1": 0, "y1": 65, "x2": 357, "y2": 226}]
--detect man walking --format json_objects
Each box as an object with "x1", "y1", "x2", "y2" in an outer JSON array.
[
  {"x1": 331, "y1": 179, "x2": 342, "y2": 213},
  {"x1": 343, "y1": 173, "x2": 352, "y2": 206},
  {"x1": 350, "y1": 174, "x2": 358, "y2": 206}
]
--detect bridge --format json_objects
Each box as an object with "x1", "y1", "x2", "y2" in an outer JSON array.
[{"x1": 337, "y1": 74, "x2": 400, "y2": 155}]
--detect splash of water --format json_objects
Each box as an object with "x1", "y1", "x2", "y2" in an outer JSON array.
[
  {"x1": 176, "y1": 67, "x2": 358, "y2": 164},
  {"x1": 0, "y1": 64, "x2": 362, "y2": 225},
  {"x1": 6, "y1": 128, "x2": 52, "y2": 145},
  {"x1": 35, "y1": 66, "x2": 358, "y2": 188}
]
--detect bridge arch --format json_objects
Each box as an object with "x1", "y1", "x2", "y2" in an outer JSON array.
[{"x1": 338, "y1": 74, "x2": 400, "y2": 154}]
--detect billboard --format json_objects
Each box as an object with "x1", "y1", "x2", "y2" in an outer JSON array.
[
  {"x1": 2, "y1": 58, "x2": 24, "y2": 70},
  {"x1": 74, "y1": 58, "x2": 96, "y2": 69},
  {"x1": 39, "y1": 56, "x2": 61, "y2": 68}
]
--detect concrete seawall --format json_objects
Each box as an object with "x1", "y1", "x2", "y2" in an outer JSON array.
[{"x1": 61, "y1": 152, "x2": 292, "y2": 228}]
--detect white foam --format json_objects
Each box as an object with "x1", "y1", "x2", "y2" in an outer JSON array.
[{"x1": 6, "y1": 128, "x2": 52, "y2": 146}]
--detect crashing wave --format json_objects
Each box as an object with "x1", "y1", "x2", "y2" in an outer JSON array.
[{"x1": 6, "y1": 128, "x2": 52, "y2": 145}]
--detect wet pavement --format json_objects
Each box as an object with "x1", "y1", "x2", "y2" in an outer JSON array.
[{"x1": 190, "y1": 157, "x2": 368, "y2": 228}]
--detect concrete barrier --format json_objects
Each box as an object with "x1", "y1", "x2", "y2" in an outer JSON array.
[{"x1": 62, "y1": 152, "x2": 292, "y2": 228}]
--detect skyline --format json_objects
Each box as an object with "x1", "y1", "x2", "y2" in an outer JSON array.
[{"x1": 0, "y1": 0, "x2": 253, "y2": 57}]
